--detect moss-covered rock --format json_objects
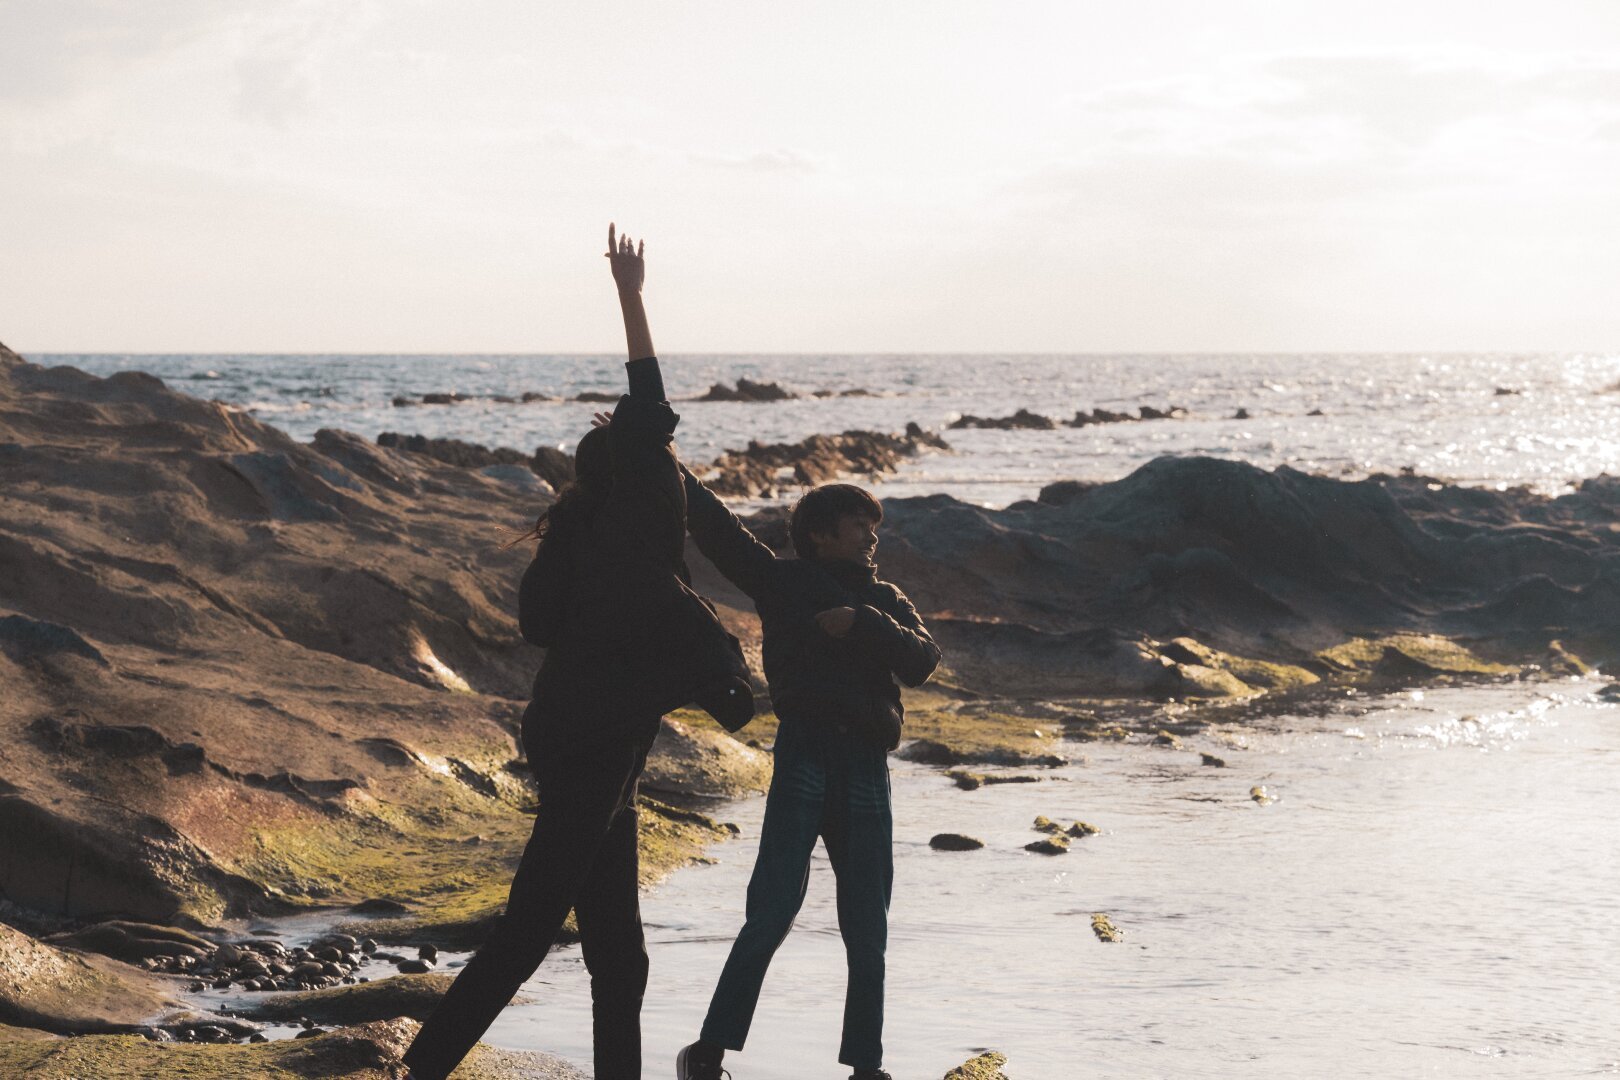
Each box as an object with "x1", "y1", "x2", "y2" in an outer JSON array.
[
  {"x1": 1090, "y1": 913, "x2": 1124, "y2": 942},
  {"x1": 1024, "y1": 837, "x2": 1070, "y2": 855},
  {"x1": 897, "y1": 707, "x2": 1069, "y2": 767},
  {"x1": 241, "y1": 973, "x2": 453, "y2": 1025},
  {"x1": 944, "y1": 1050, "x2": 1010, "y2": 1079},
  {"x1": 1250, "y1": 785, "x2": 1277, "y2": 806},
  {"x1": 1545, "y1": 639, "x2": 1590, "y2": 676},
  {"x1": 1159, "y1": 637, "x2": 1319, "y2": 694},
  {"x1": 0, "y1": 1017, "x2": 585, "y2": 1079},
  {"x1": 1317, "y1": 634, "x2": 1510, "y2": 679}
]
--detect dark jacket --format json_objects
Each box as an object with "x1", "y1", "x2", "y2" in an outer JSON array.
[
  {"x1": 518, "y1": 358, "x2": 748, "y2": 732},
  {"x1": 682, "y1": 469, "x2": 940, "y2": 749}
]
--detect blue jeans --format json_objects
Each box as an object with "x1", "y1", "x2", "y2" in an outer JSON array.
[{"x1": 701, "y1": 720, "x2": 894, "y2": 1070}]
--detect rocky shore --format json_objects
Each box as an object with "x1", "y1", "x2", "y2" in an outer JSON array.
[{"x1": 2, "y1": 342, "x2": 1613, "y2": 1074}]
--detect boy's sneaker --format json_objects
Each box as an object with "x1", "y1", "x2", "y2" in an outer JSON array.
[
  {"x1": 676, "y1": 1040, "x2": 729, "y2": 1080},
  {"x1": 850, "y1": 1071, "x2": 892, "y2": 1080}
]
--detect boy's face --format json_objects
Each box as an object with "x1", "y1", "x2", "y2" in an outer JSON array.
[{"x1": 812, "y1": 514, "x2": 879, "y2": 567}]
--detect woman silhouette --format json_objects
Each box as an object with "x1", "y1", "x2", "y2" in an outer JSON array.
[{"x1": 399, "y1": 225, "x2": 751, "y2": 1080}]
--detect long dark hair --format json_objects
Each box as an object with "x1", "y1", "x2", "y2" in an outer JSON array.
[{"x1": 507, "y1": 425, "x2": 612, "y2": 548}]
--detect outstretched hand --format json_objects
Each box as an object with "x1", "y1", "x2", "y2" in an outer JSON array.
[{"x1": 606, "y1": 222, "x2": 644, "y2": 295}]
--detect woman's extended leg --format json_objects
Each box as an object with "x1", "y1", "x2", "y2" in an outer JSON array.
[
  {"x1": 574, "y1": 792, "x2": 649, "y2": 1080},
  {"x1": 401, "y1": 739, "x2": 643, "y2": 1080}
]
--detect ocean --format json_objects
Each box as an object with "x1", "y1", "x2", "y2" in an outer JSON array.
[{"x1": 50, "y1": 352, "x2": 1620, "y2": 507}]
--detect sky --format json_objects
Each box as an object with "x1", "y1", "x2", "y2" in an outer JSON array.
[{"x1": 2, "y1": 1, "x2": 1618, "y2": 354}]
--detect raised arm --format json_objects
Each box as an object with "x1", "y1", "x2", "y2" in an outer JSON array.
[
  {"x1": 607, "y1": 222, "x2": 654, "y2": 363},
  {"x1": 595, "y1": 223, "x2": 684, "y2": 563}
]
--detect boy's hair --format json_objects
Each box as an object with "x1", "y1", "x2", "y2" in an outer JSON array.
[{"x1": 789, "y1": 483, "x2": 883, "y2": 558}]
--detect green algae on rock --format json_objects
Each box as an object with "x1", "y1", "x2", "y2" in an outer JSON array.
[
  {"x1": 241, "y1": 973, "x2": 453, "y2": 1025},
  {"x1": 1250, "y1": 785, "x2": 1277, "y2": 806},
  {"x1": 0, "y1": 1017, "x2": 585, "y2": 1080},
  {"x1": 1317, "y1": 634, "x2": 1511, "y2": 680},
  {"x1": 1024, "y1": 836, "x2": 1070, "y2": 855},
  {"x1": 944, "y1": 1050, "x2": 1011, "y2": 1079},
  {"x1": 1090, "y1": 913, "x2": 1124, "y2": 942}
]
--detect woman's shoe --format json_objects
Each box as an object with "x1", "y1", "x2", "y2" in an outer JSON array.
[{"x1": 675, "y1": 1040, "x2": 730, "y2": 1079}]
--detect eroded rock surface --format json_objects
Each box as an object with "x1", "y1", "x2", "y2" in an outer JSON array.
[{"x1": 0, "y1": 345, "x2": 744, "y2": 939}]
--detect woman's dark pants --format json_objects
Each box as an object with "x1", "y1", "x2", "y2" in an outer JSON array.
[
  {"x1": 699, "y1": 720, "x2": 894, "y2": 1071},
  {"x1": 402, "y1": 713, "x2": 654, "y2": 1080}
]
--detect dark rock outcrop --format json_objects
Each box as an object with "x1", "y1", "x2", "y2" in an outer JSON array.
[
  {"x1": 949, "y1": 409, "x2": 1054, "y2": 430},
  {"x1": 696, "y1": 378, "x2": 796, "y2": 402},
  {"x1": 695, "y1": 426, "x2": 949, "y2": 499}
]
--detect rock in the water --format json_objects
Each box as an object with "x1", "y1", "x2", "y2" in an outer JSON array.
[
  {"x1": 929, "y1": 833, "x2": 986, "y2": 851},
  {"x1": 396, "y1": 958, "x2": 433, "y2": 974},
  {"x1": 1065, "y1": 821, "x2": 1099, "y2": 837},
  {"x1": 1024, "y1": 836, "x2": 1070, "y2": 855},
  {"x1": 1090, "y1": 913, "x2": 1124, "y2": 942},
  {"x1": 1200, "y1": 753, "x2": 1227, "y2": 768},
  {"x1": 949, "y1": 408, "x2": 1054, "y2": 430},
  {"x1": 242, "y1": 972, "x2": 454, "y2": 1025},
  {"x1": 697, "y1": 378, "x2": 796, "y2": 402},
  {"x1": 944, "y1": 1050, "x2": 1011, "y2": 1079},
  {"x1": 1031, "y1": 815, "x2": 1063, "y2": 835},
  {"x1": 693, "y1": 425, "x2": 948, "y2": 499},
  {"x1": 1250, "y1": 785, "x2": 1277, "y2": 806}
]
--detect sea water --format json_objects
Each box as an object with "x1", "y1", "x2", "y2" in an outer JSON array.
[
  {"x1": 483, "y1": 681, "x2": 1619, "y2": 1079},
  {"x1": 49, "y1": 352, "x2": 1620, "y2": 507}
]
